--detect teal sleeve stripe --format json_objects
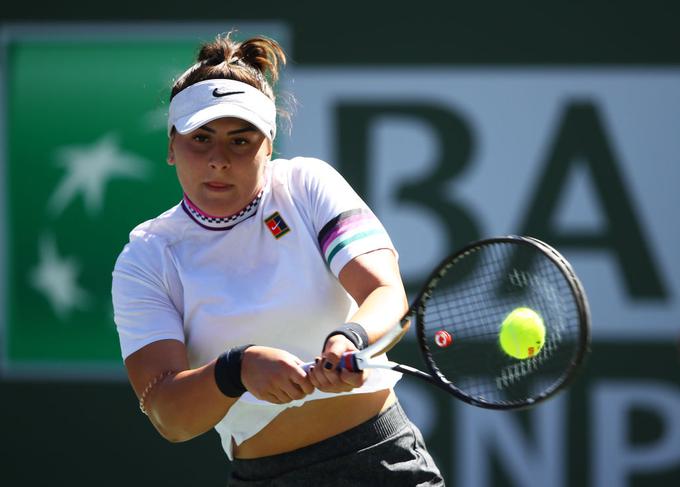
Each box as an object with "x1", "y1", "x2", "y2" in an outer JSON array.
[{"x1": 326, "y1": 229, "x2": 385, "y2": 265}]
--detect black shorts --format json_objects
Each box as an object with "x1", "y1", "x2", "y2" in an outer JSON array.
[{"x1": 228, "y1": 401, "x2": 445, "y2": 486}]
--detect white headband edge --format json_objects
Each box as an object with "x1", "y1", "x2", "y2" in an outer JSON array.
[{"x1": 167, "y1": 79, "x2": 277, "y2": 140}]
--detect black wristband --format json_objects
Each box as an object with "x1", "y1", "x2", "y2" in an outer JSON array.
[
  {"x1": 214, "y1": 344, "x2": 254, "y2": 398},
  {"x1": 323, "y1": 322, "x2": 369, "y2": 351}
]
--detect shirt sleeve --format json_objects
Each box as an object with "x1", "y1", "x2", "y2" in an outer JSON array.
[
  {"x1": 289, "y1": 157, "x2": 397, "y2": 277},
  {"x1": 111, "y1": 231, "x2": 185, "y2": 360}
]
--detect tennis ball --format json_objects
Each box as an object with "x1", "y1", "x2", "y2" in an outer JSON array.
[{"x1": 499, "y1": 307, "x2": 545, "y2": 359}]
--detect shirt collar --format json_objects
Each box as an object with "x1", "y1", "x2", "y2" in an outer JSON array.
[{"x1": 181, "y1": 190, "x2": 263, "y2": 231}]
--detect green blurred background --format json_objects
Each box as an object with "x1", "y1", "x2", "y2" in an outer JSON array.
[{"x1": 1, "y1": 2, "x2": 679, "y2": 486}]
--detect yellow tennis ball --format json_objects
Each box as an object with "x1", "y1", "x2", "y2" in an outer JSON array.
[{"x1": 499, "y1": 307, "x2": 546, "y2": 359}]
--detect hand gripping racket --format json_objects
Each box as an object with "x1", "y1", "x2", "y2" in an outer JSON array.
[{"x1": 314, "y1": 236, "x2": 591, "y2": 410}]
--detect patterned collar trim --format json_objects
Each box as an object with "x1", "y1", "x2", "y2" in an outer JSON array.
[{"x1": 181, "y1": 190, "x2": 263, "y2": 231}]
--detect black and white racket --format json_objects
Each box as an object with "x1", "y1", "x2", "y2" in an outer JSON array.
[{"x1": 314, "y1": 236, "x2": 590, "y2": 410}]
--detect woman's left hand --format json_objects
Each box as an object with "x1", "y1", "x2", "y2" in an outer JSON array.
[{"x1": 307, "y1": 334, "x2": 369, "y2": 393}]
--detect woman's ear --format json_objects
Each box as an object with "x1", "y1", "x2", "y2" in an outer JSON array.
[{"x1": 167, "y1": 136, "x2": 176, "y2": 165}]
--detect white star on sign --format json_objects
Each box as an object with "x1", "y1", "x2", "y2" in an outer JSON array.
[
  {"x1": 30, "y1": 235, "x2": 90, "y2": 319},
  {"x1": 48, "y1": 134, "x2": 151, "y2": 216}
]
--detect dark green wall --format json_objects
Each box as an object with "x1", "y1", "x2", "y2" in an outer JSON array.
[
  {"x1": 3, "y1": 1, "x2": 680, "y2": 65},
  {"x1": 1, "y1": 381, "x2": 228, "y2": 484}
]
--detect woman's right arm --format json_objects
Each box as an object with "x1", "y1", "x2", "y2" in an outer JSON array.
[
  {"x1": 125, "y1": 339, "x2": 234, "y2": 443},
  {"x1": 125, "y1": 339, "x2": 314, "y2": 443}
]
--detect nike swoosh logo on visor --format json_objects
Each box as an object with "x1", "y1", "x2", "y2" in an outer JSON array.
[{"x1": 212, "y1": 89, "x2": 245, "y2": 97}]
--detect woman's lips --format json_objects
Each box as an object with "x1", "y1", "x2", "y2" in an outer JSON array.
[{"x1": 205, "y1": 182, "x2": 232, "y2": 191}]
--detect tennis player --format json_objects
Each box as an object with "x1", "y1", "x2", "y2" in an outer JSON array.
[{"x1": 112, "y1": 32, "x2": 444, "y2": 486}]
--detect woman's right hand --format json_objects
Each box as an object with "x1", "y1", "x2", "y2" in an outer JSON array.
[{"x1": 241, "y1": 346, "x2": 315, "y2": 404}]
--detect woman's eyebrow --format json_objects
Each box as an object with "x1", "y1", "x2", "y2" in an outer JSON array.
[
  {"x1": 227, "y1": 126, "x2": 258, "y2": 135},
  {"x1": 197, "y1": 124, "x2": 257, "y2": 135}
]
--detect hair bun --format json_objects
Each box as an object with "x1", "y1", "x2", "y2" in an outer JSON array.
[
  {"x1": 171, "y1": 31, "x2": 287, "y2": 107},
  {"x1": 197, "y1": 39, "x2": 232, "y2": 65},
  {"x1": 235, "y1": 37, "x2": 285, "y2": 83}
]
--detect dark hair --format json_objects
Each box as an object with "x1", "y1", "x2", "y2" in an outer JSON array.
[{"x1": 170, "y1": 31, "x2": 286, "y2": 103}]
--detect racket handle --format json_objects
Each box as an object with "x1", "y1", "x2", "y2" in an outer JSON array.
[
  {"x1": 300, "y1": 352, "x2": 360, "y2": 374},
  {"x1": 339, "y1": 352, "x2": 359, "y2": 372}
]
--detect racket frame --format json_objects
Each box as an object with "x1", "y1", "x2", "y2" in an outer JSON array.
[{"x1": 414, "y1": 235, "x2": 591, "y2": 409}]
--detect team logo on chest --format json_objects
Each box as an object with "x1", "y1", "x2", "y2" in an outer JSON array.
[{"x1": 264, "y1": 211, "x2": 291, "y2": 239}]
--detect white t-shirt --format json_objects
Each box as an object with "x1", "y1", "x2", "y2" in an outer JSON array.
[{"x1": 112, "y1": 157, "x2": 402, "y2": 459}]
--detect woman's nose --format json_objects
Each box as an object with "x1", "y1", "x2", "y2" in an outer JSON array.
[{"x1": 209, "y1": 146, "x2": 231, "y2": 169}]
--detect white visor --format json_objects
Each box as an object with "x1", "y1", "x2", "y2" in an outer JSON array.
[{"x1": 168, "y1": 79, "x2": 276, "y2": 140}]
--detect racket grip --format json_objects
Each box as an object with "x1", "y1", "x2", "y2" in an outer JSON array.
[
  {"x1": 338, "y1": 352, "x2": 359, "y2": 372},
  {"x1": 300, "y1": 352, "x2": 359, "y2": 374}
]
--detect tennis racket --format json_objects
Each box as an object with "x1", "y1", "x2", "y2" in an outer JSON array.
[{"x1": 310, "y1": 235, "x2": 590, "y2": 410}]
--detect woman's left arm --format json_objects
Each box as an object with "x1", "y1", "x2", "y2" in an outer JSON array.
[{"x1": 308, "y1": 248, "x2": 408, "y2": 392}]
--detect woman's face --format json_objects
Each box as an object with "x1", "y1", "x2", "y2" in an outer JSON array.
[{"x1": 168, "y1": 117, "x2": 272, "y2": 216}]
